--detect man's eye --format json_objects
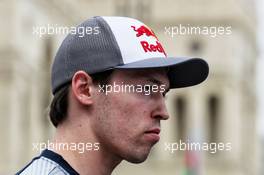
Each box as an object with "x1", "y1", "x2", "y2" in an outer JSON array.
[
  {"x1": 162, "y1": 90, "x2": 169, "y2": 98},
  {"x1": 162, "y1": 91, "x2": 168, "y2": 97},
  {"x1": 145, "y1": 85, "x2": 151, "y2": 91}
]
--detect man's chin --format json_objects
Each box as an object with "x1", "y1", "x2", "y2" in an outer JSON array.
[
  {"x1": 125, "y1": 150, "x2": 150, "y2": 164},
  {"x1": 126, "y1": 156, "x2": 148, "y2": 164},
  {"x1": 122, "y1": 142, "x2": 157, "y2": 163}
]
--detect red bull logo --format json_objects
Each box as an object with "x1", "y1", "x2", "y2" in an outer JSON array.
[
  {"x1": 131, "y1": 25, "x2": 167, "y2": 56},
  {"x1": 131, "y1": 25, "x2": 158, "y2": 39}
]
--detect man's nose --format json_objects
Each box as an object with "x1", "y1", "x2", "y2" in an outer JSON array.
[{"x1": 151, "y1": 97, "x2": 169, "y2": 120}]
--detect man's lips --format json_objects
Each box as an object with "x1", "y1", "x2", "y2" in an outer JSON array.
[
  {"x1": 145, "y1": 128, "x2": 160, "y2": 134},
  {"x1": 144, "y1": 128, "x2": 160, "y2": 142}
]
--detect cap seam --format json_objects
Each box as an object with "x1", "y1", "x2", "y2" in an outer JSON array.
[{"x1": 96, "y1": 16, "x2": 124, "y2": 66}]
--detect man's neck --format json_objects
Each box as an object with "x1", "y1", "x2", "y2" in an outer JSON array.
[{"x1": 51, "y1": 124, "x2": 121, "y2": 175}]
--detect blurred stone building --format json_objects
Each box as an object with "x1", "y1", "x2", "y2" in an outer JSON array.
[{"x1": 0, "y1": 0, "x2": 259, "y2": 174}]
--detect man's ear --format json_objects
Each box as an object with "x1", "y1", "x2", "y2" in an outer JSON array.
[{"x1": 71, "y1": 70, "x2": 94, "y2": 105}]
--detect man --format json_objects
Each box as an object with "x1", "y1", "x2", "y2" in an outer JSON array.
[{"x1": 16, "y1": 16, "x2": 209, "y2": 175}]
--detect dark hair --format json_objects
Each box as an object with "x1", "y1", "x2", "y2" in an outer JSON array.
[{"x1": 49, "y1": 70, "x2": 113, "y2": 127}]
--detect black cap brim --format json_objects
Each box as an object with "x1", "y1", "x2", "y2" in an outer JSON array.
[{"x1": 115, "y1": 57, "x2": 209, "y2": 89}]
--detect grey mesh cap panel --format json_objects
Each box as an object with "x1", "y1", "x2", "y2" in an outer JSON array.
[{"x1": 51, "y1": 16, "x2": 123, "y2": 94}]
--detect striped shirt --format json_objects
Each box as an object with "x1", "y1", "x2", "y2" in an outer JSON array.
[{"x1": 16, "y1": 149, "x2": 79, "y2": 175}]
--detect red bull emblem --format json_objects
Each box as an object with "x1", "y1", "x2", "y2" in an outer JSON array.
[
  {"x1": 131, "y1": 25, "x2": 167, "y2": 56},
  {"x1": 131, "y1": 25, "x2": 158, "y2": 39}
]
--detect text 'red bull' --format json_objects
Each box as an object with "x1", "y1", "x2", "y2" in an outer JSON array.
[{"x1": 131, "y1": 25, "x2": 167, "y2": 56}]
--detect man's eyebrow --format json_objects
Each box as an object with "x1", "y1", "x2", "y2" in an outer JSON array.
[{"x1": 146, "y1": 77, "x2": 170, "y2": 92}]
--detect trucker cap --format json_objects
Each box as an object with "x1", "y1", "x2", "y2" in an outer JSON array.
[{"x1": 51, "y1": 16, "x2": 209, "y2": 94}]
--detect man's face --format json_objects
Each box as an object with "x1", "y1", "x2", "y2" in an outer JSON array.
[{"x1": 92, "y1": 69, "x2": 170, "y2": 163}]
